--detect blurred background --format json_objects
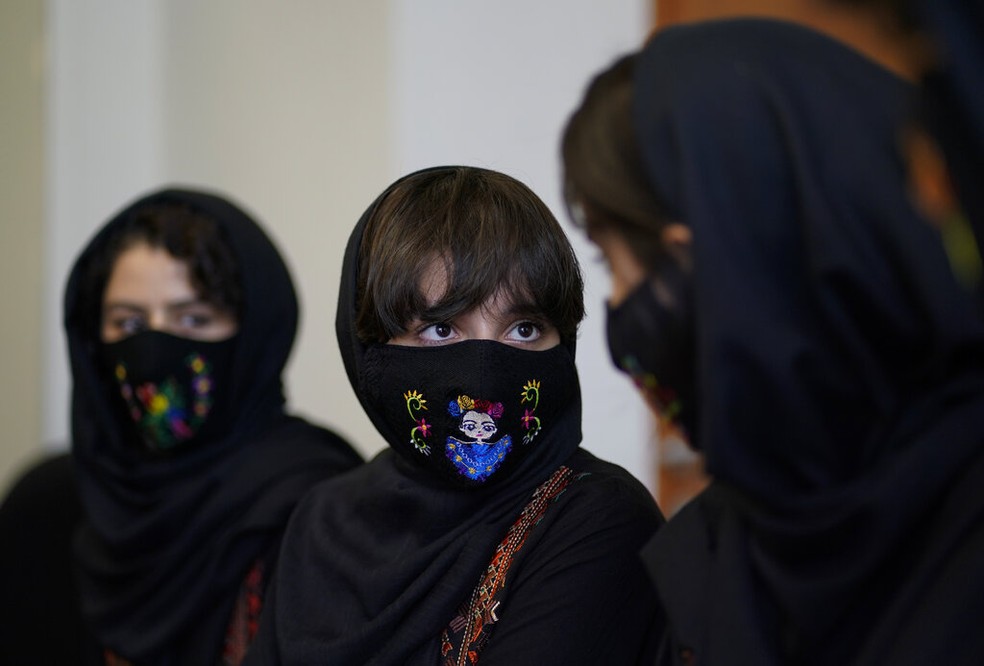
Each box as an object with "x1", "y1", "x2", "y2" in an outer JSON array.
[
  {"x1": 4, "y1": 0, "x2": 915, "y2": 514},
  {"x1": 0, "y1": 0, "x2": 660, "y2": 499}
]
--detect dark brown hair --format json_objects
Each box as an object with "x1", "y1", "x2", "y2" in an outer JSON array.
[
  {"x1": 355, "y1": 167, "x2": 584, "y2": 345},
  {"x1": 82, "y1": 203, "x2": 242, "y2": 334},
  {"x1": 561, "y1": 53, "x2": 675, "y2": 269}
]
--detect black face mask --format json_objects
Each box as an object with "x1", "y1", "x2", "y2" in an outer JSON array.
[
  {"x1": 100, "y1": 331, "x2": 238, "y2": 453},
  {"x1": 605, "y1": 263, "x2": 698, "y2": 442},
  {"x1": 361, "y1": 340, "x2": 579, "y2": 488}
]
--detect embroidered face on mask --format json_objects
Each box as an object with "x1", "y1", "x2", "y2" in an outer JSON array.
[
  {"x1": 364, "y1": 341, "x2": 577, "y2": 487},
  {"x1": 101, "y1": 331, "x2": 238, "y2": 452}
]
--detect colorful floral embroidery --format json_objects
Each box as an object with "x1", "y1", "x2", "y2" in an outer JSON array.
[
  {"x1": 441, "y1": 466, "x2": 586, "y2": 665},
  {"x1": 404, "y1": 390, "x2": 432, "y2": 455},
  {"x1": 519, "y1": 380, "x2": 541, "y2": 445},
  {"x1": 446, "y1": 395, "x2": 511, "y2": 482},
  {"x1": 114, "y1": 353, "x2": 214, "y2": 449},
  {"x1": 618, "y1": 355, "x2": 682, "y2": 428}
]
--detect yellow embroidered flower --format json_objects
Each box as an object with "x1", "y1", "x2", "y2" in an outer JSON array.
[
  {"x1": 115, "y1": 364, "x2": 126, "y2": 381},
  {"x1": 149, "y1": 394, "x2": 169, "y2": 415},
  {"x1": 190, "y1": 356, "x2": 205, "y2": 374},
  {"x1": 404, "y1": 390, "x2": 428, "y2": 409},
  {"x1": 522, "y1": 380, "x2": 540, "y2": 392},
  {"x1": 458, "y1": 395, "x2": 475, "y2": 411}
]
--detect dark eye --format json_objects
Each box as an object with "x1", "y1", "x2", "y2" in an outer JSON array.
[
  {"x1": 116, "y1": 316, "x2": 147, "y2": 336},
  {"x1": 419, "y1": 322, "x2": 456, "y2": 344},
  {"x1": 515, "y1": 322, "x2": 536, "y2": 338},
  {"x1": 506, "y1": 321, "x2": 542, "y2": 343},
  {"x1": 178, "y1": 313, "x2": 213, "y2": 329}
]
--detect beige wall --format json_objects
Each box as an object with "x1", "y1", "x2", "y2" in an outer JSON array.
[
  {"x1": 0, "y1": 0, "x2": 44, "y2": 494},
  {"x1": 4, "y1": 0, "x2": 655, "y2": 498}
]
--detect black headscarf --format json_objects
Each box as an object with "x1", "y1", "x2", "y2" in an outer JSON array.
[
  {"x1": 246, "y1": 168, "x2": 591, "y2": 664},
  {"x1": 632, "y1": 19, "x2": 984, "y2": 664},
  {"x1": 913, "y1": 0, "x2": 984, "y2": 281},
  {"x1": 65, "y1": 187, "x2": 362, "y2": 664}
]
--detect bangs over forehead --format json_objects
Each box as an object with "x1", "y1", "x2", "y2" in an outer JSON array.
[{"x1": 356, "y1": 167, "x2": 584, "y2": 344}]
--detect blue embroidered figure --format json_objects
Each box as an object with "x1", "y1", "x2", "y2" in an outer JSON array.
[{"x1": 446, "y1": 395, "x2": 512, "y2": 482}]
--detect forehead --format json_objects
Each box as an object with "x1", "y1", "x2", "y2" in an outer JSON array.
[
  {"x1": 417, "y1": 254, "x2": 536, "y2": 313},
  {"x1": 103, "y1": 242, "x2": 196, "y2": 304}
]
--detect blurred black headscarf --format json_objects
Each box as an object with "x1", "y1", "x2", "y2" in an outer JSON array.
[
  {"x1": 913, "y1": 0, "x2": 984, "y2": 278},
  {"x1": 632, "y1": 19, "x2": 984, "y2": 664},
  {"x1": 65, "y1": 187, "x2": 362, "y2": 664}
]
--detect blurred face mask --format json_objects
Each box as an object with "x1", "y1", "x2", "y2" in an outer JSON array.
[
  {"x1": 605, "y1": 262, "x2": 699, "y2": 442},
  {"x1": 101, "y1": 330, "x2": 238, "y2": 453}
]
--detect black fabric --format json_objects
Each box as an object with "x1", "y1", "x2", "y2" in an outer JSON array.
[
  {"x1": 606, "y1": 265, "x2": 697, "y2": 441},
  {"x1": 914, "y1": 0, "x2": 984, "y2": 302},
  {"x1": 245, "y1": 167, "x2": 666, "y2": 664},
  {"x1": 0, "y1": 453, "x2": 101, "y2": 664},
  {"x1": 65, "y1": 187, "x2": 362, "y2": 664},
  {"x1": 630, "y1": 19, "x2": 984, "y2": 665},
  {"x1": 101, "y1": 331, "x2": 238, "y2": 453},
  {"x1": 362, "y1": 340, "x2": 579, "y2": 487}
]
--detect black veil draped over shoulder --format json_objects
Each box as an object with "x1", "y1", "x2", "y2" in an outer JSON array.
[
  {"x1": 245, "y1": 168, "x2": 596, "y2": 665},
  {"x1": 633, "y1": 19, "x2": 984, "y2": 665},
  {"x1": 65, "y1": 188, "x2": 362, "y2": 664}
]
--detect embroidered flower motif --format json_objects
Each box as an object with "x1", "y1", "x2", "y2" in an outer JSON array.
[
  {"x1": 148, "y1": 394, "x2": 169, "y2": 415},
  {"x1": 619, "y1": 355, "x2": 683, "y2": 426},
  {"x1": 113, "y1": 352, "x2": 214, "y2": 450},
  {"x1": 519, "y1": 380, "x2": 542, "y2": 444},
  {"x1": 404, "y1": 390, "x2": 431, "y2": 455}
]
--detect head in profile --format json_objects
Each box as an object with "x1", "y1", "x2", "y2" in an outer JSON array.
[{"x1": 562, "y1": 17, "x2": 984, "y2": 665}]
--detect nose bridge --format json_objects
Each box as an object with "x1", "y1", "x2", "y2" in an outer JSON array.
[
  {"x1": 474, "y1": 317, "x2": 499, "y2": 341},
  {"x1": 147, "y1": 306, "x2": 169, "y2": 332}
]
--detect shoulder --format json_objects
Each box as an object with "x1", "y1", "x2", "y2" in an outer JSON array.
[
  {"x1": 257, "y1": 415, "x2": 364, "y2": 467},
  {"x1": 561, "y1": 449, "x2": 664, "y2": 525},
  {"x1": 518, "y1": 449, "x2": 664, "y2": 559}
]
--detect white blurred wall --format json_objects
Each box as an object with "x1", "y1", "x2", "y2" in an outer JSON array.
[{"x1": 2, "y1": 0, "x2": 655, "y2": 496}]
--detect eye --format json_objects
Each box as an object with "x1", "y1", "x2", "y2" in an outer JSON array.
[
  {"x1": 419, "y1": 322, "x2": 456, "y2": 344},
  {"x1": 506, "y1": 320, "x2": 542, "y2": 343},
  {"x1": 114, "y1": 315, "x2": 147, "y2": 337},
  {"x1": 177, "y1": 312, "x2": 215, "y2": 330},
  {"x1": 170, "y1": 304, "x2": 238, "y2": 340}
]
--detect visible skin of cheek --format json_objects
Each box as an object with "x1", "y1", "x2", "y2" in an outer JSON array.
[{"x1": 590, "y1": 229, "x2": 648, "y2": 307}]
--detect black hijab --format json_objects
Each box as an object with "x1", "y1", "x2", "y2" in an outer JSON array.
[
  {"x1": 914, "y1": 0, "x2": 984, "y2": 285},
  {"x1": 632, "y1": 19, "x2": 984, "y2": 664},
  {"x1": 65, "y1": 187, "x2": 362, "y2": 664},
  {"x1": 246, "y1": 168, "x2": 585, "y2": 664}
]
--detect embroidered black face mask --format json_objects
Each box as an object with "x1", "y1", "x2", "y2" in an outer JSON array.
[
  {"x1": 361, "y1": 340, "x2": 579, "y2": 487},
  {"x1": 100, "y1": 331, "x2": 238, "y2": 453},
  {"x1": 605, "y1": 262, "x2": 698, "y2": 442}
]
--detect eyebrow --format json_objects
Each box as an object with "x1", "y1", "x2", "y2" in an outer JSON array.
[{"x1": 102, "y1": 299, "x2": 215, "y2": 312}]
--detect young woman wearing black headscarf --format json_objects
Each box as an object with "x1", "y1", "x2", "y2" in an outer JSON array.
[
  {"x1": 58, "y1": 187, "x2": 362, "y2": 664},
  {"x1": 245, "y1": 166, "x2": 666, "y2": 665},
  {"x1": 563, "y1": 18, "x2": 984, "y2": 666}
]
